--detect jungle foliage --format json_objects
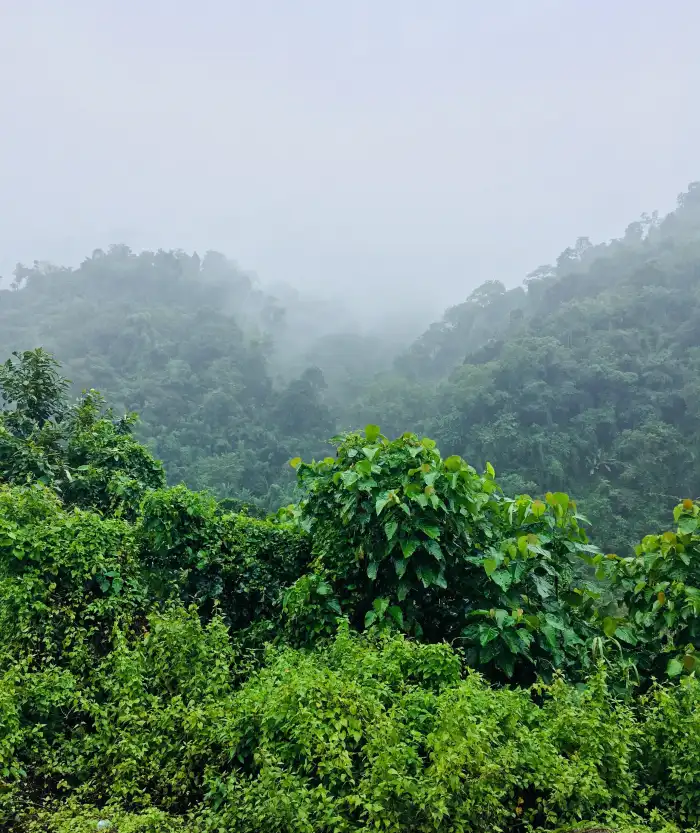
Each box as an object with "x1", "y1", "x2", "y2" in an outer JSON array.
[
  {"x1": 4, "y1": 183, "x2": 700, "y2": 552},
  {"x1": 0, "y1": 350, "x2": 699, "y2": 832}
]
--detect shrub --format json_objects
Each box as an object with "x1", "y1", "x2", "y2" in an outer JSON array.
[
  {"x1": 612, "y1": 498, "x2": 700, "y2": 680},
  {"x1": 286, "y1": 428, "x2": 604, "y2": 682},
  {"x1": 137, "y1": 485, "x2": 311, "y2": 631},
  {"x1": 0, "y1": 483, "x2": 142, "y2": 668}
]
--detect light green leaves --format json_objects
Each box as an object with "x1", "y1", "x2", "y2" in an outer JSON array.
[
  {"x1": 376, "y1": 493, "x2": 391, "y2": 516},
  {"x1": 444, "y1": 455, "x2": 462, "y2": 472},
  {"x1": 384, "y1": 520, "x2": 399, "y2": 541},
  {"x1": 483, "y1": 557, "x2": 499, "y2": 577},
  {"x1": 365, "y1": 424, "x2": 381, "y2": 443},
  {"x1": 667, "y1": 657, "x2": 684, "y2": 677}
]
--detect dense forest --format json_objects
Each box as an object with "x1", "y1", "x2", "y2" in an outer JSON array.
[
  {"x1": 2, "y1": 183, "x2": 700, "y2": 830},
  {"x1": 4, "y1": 184, "x2": 700, "y2": 552},
  {"x1": 0, "y1": 348, "x2": 698, "y2": 831}
]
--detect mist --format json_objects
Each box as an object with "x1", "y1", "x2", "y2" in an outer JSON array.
[{"x1": 1, "y1": 0, "x2": 699, "y2": 317}]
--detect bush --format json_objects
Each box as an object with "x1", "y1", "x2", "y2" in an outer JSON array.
[
  {"x1": 611, "y1": 498, "x2": 700, "y2": 681},
  {"x1": 638, "y1": 677, "x2": 700, "y2": 825},
  {"x1": 3, "y1": 353, "x2": 700, "y2": 833},
  {"x1": 0, "y1": 483, "x2": 142, "y2": 668},
  {"x1": 285, "y1": 428, "x2": 605, "y2": 682},
  {"x1": 9, "y1": 623, "x2": 682, "y2": 832},
  {"x1": 137, "y1": 485, "x2": 311, "y2": 631}
]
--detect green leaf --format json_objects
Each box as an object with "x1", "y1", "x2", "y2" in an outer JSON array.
[
  {"x1": 387, "y1": 605, "x2": 404, "y2": 628},
  {"x1": 549, "y1": 492, "x2": 570, "y2": 510},
  {"x1": 485, "y1": 461, "x2": 495, "y2": 478},
  {"x1": 362, "y1": 446, "x2": 379, "y2": 461},
  {"x1": 541, "y1": 623, "x2": 557, "y2": 649},
  {"x1": 479, "y1": 625, "x2": 499, "y2": 646},
  {"x1": 341, "y1": 470, "x2": 359, "y2": 487},
  {"x1": 373, "y1": 597, "x2": 389, "y2": 616},
  {"x1": 444, "y1": 455, "x2": 462, "y2": 471},
  {"x1": 614, "y1": 627, "x2": 637, "y2": 645},
  {"x1": 424, "y1": 538, "x2": 443, "y2": 563},
  {"x1": 678, "y1": 517, "x2": 698, "y2": 535},
  {"x1": 365, "y1": 424, "x2": 381, "y2": 442},
  {"x1": 490, "y1": 570, "x2": 513, "y2": 592},
  {"x1": 602, "y1": 616, "x2": 618, "y2": 638},
  {"x1": 532, "y1": 575, "x2": 554, "y2": 599},
  {"x1": 375, "y1": 493, "x2": 391, "y2": 516},
  {"x1": 289, "y1": 457, "x2": 302, "y2": 469},
  {"x1": 667, "y1": 657, "x2": 684, "y2": 677},
  {"x1": 367, "y1": 562, "x2": 378, "y2": 580},
  {"x1": 423, "y1": 470, "x2": 438, "y2": 487},
  {"x1": 501, "y1": 629, "x2": 522, "y2": 655},
  {"x1": 393, "y1": 557, "x2": 407, "y2": 578},
  {"x1": 416, "y1": 565, "x2": 437, "y2": 588},
  {"x1": 434, "y1": 570, "x2": 447, "y2": 589},
  {"x1": 384, "y1": 520, "x2": 398, "y2": 541},
  {"x1": 417, "y1": 522, "x2": 440, "y2": 539},
  {"x1": 400, "y1": 538, "x2": 420, "y2": 559},
  {"x1": 483, "y1": 557, "x2": 498, "y2": 577},
  {"x1": 494, "y1": 609, "x2": 509, "y2": 628}
]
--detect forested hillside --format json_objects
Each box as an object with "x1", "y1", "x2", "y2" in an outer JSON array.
[
  {"x1": 0, "y1": 248, "x2": 342, "y2": 512},
  {"x1": 348, "y1": 182, "x2": 700, "y2": 551},
  {"x1": 3, "y1": 183, "x2": 700, "y2": 552}
]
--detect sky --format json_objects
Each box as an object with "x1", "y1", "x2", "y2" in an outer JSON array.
[{"x1": 1, "y1": 0, "x2": 699, "y2": 314}]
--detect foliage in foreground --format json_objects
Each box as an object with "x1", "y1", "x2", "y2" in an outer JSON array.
[
  {"x1": 283, "y1": 427, "x2": 606, "y2": 683},
  {"x1": 6, "y1": 620, "x2": 700, "y2": 832},
  {"x1": 0, "y1": 350, "x2": 699, "y2": 831}
]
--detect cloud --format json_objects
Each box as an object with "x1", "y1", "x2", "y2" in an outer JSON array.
[{"x1": 1, "y1": 0, "x2": 698, "y2": 311}]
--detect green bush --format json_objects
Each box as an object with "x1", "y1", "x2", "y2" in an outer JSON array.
[
  {"x1": 638, "y1": 677, "x2": 700, "y2": 825},
  {"x1": 0, "y1": 483, "x2": 143, "y2": 668},
  {"x1": 285, "y1": 428, "x2": 605, "y2": 682},
  {"x1": 13, "y1": 626, "x2": 696, "y2": 833},
  {"x1": 137, "y1": 485, "x2": 311, "y2": 631},
  {"x1": 611, "y1": 498, "x2": 700, "y2": 680}
]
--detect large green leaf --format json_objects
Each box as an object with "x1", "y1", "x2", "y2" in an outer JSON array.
[
  {"x1": 365, "y1": 424, "x2": 381, "y2": 442},
  {"x1": 479, "y1": 625, "x2": 499, "y2": 646},
  {"x1": 667, "y1": 657, "x2": 684, "y2": 677},
  {"x1": 490, "y1": 570, "x2": 513, "y2": 592},
  {"x1": 384, "y1": 520, "x2": 398, "y2": 541}
]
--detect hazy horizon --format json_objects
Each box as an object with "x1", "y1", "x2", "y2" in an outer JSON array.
[{"x1": 1, "y1": 1, "x2": 699, "y2": 313}]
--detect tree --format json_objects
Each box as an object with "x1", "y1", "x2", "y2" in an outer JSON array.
[{"x1": 284, "y1": 427, "x2": 603, "y2": 682}]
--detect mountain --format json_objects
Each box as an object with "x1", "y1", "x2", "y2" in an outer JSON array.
[
  {"x1": 3, "y1": 183, "x2": 700, "y2": 551},
  {"x1": 351, "y1": 182, "x2": 700, "y2": 551},
  {"x1": 0, "y1": 246, "x2": 336, "y2": 510}
]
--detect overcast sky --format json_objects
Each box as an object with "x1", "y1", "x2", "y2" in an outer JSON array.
[{"x1": 1, "y1": 0, "x2": 698, "y2": 313}]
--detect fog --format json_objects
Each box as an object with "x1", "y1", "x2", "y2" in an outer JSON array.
[{"x1": 1, "y1": 0, "x2": 699, "y2": 317}]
